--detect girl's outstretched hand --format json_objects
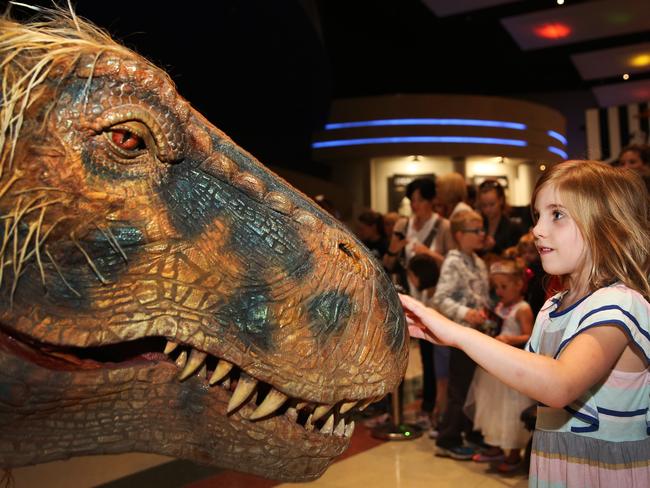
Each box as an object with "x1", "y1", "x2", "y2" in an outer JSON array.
[{"x1": 399, "y1": 293, "x2": 454, "y2": 346}]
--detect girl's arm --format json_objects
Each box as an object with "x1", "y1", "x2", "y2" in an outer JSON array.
[
  {"x1": 402, "y1": 294, "x2": 630, "y2": 408},
  {"x1": 495, "y1": 303, "x2": 533, "y2": 346}
]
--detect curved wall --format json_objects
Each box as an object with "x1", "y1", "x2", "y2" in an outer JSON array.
[{"x1": 312, "y1": 94, "x2": 567, "y2": 162}]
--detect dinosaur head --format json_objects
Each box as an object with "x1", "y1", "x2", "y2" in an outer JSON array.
[{"x1": 0, "y1": 10, "x2": 407, "y2": 481}]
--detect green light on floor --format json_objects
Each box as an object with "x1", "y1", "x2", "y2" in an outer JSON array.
[{"x1": 405, "y1": 431, "x2": 411, "y2": 436}]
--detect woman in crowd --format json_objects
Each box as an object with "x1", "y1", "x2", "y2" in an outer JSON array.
[{"x1": 476, "y1": 179, "x2": 524, "y2": 257}]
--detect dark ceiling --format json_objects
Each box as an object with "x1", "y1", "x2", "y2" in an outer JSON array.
[
  {"x1": 11, "y1": 0, "x2": 650, "y2": 172},
  {"x1": 317, "y1": 0, "x2": 649, "y2": 97}
]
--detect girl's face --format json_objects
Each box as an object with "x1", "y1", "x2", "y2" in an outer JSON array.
[
  {"x1": 456, "y1": 219, "x2": 485, "y2": 253},
  {"x1": 492, "y1": 274, "x2": 523, "y2": 305},
  {"x1": 532, "y1": 183, "x2": 587, "y2": 281},
  {"x1": 478, "y1": 188, "x2": 503, "y2": 220}
]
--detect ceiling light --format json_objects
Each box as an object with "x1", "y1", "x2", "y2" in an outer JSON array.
[
  {"x1": 534, "y1": 23, "x2": 571, "y2": 40},
  {"x1": 623, "y1": 73, "x2": 630, "y2": 80},
  {"x1": 556, "y1": 0, "x2": 564, "y2": 5},
  {"x1": 540, "y1": 164, "x2": 547, "y2": 171},
  {"x1": 630, "y1": 54, "x2": 650, "y2": 68}
]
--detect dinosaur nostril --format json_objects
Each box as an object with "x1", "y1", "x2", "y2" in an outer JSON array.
[{"x1": 338, "y1": 242, "x2": 355, "y2": 259}]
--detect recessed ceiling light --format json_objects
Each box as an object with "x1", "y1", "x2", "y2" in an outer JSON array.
[
  {"x1": 534, "y1": 23, "x2": 571, "y2": 40},
  {"x1": 557, "y1": 0, "x2": 564, "y2": 5},
  {"x1": 539, "y1": 164, "x2": 547, "y2": 171},
  {"x1": 623, "y1": 73, "x2": 630, "y2": 80},
  {"x1": 630, "y1": 54, "x2": 650, "y2": 68}
]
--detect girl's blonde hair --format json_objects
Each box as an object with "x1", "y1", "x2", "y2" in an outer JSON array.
[
  {"x1": 532, "y1": 160, "x2": 650, "y2": 299},
  {"x1": 517, "y1": 232, "x2": 536, "y2": 254},
  {"x1": 489, "y1": 259, "x2": 524, "y2": 280},
  {"x1": 450, "y1": 209, "x2": 482, "y2": 236}
]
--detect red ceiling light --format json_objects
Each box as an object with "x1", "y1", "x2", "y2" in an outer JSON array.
[{"x1": 534, "y1": 23, "x2": 571, "y2": 39}]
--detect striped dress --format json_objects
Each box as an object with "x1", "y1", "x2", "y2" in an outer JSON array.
[{"x1": 526, "y1": 283, "x2": 650, "y2": 487}]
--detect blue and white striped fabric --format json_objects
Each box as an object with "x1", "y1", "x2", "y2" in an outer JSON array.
[{"x1": 526, "y1": 283, "x2": 650, "y2": 487}]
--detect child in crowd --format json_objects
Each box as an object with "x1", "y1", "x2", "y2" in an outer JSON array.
[
  {"x1": 407, "y1": 254, "x2": 448, "y2": 434},
  {"x1": 403, "y1": 161, "x2": 650, "y2": 487},
  {"x1": 517, "y1": 232, "x2": 549, "y2": 317},
  {"x1": 432, "y1": 209, "x2": 490, "y2": 459},
  {"x1": 465, "y1": 260, "x2": 534, "y2": 472}
]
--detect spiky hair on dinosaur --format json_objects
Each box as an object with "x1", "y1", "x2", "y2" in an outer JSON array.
[{"x1": 0, "y1": 5, "x2": 408, "y2": 482}]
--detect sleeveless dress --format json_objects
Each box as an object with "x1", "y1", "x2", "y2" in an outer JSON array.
[
  {"x1": 465, "y1": 300, "x2": 535, "y2": 449},
  {"x1": 526, "y1": 283, "x2": 650, "y2": 487}
]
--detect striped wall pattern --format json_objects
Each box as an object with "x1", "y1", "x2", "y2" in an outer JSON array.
[{"x1": 586, "y1": 101, "x2": 650, "y2": 162}]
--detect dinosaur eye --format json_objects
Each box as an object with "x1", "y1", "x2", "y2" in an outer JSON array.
[{"x1": 109, "y1": 129, "x2": 146, "y2": 151}]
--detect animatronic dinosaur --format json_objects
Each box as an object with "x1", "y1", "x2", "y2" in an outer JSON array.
[{"x1": 0, "y1": 8, "x2": 408, "y2": 482}]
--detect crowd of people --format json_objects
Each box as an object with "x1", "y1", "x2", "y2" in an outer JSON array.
[
  {"x1": 352, "y1": 173, "x2": 542, "y2": 474},
  {"x1": 338, "y1": 145, "x2": 650, "y2": 482}
]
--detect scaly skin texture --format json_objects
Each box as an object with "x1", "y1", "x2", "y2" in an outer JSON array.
[{"x1": 0, "y1": 11, "x2": 408, "y2": 482}]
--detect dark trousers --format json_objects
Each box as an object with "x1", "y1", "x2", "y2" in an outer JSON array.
[
  {"x1": 419, "y1": 339, "x2": 437, "y2": 413},
  {"x1": 436, "y1": 348, "x2": 476, "y2": 448}
]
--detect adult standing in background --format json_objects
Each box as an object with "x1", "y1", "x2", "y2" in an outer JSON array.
[
  {"x1": 356, "y1": 210, "x2": 388, "y2": 262},
  {"x1": 436, "y1": 172, "x2": 472, "y2": 219},
  {"x1": 382, "y1": 211, "x2": 400, "y2": 242},
  {"x1": 617, "y1": 143, "x2": 650, "y2": 176},
  {"x1": 383, "y1": 178, "x2": 454, "y2": 272},
  {"x1": 383, "y1": 177, "x2": 454, "y2": 429},
  {"x1": 476, "y1": 179, "x2": 524, "y2": 257}
]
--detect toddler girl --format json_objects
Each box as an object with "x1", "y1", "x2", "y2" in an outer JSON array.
[{"x1": 466, "y1": 259, "x2": 534, "y2": 472}]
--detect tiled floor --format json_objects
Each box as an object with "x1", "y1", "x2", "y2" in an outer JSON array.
[{"x1": 10, "y1": 340, "x2": 529, "y2": 487}]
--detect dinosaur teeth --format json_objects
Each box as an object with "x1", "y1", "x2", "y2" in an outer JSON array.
[
  {"x1": 174, "y1": 350, "x2": 187, "y2": 369},
  {"x1": 305, "y1": 414, "x2": 315, "y2": 432},
  {"x1": 334, "y1": 418, "x2": 346, "y2": 436},
  {"x1": 286, "y1": 407, "x2": 298, "y2": 422},
  {"x1": 227, "y1": 373, "x2": 258, "y2": 413},
  {"x1": 357, "y1": 398, "x2": 373, "y2": 411},
  {"x1": 178, "y1": 349, "x2": 207, "y2": 380},
  {"x1": 345, "y1": 420, "x2": 355, "y2": 438},
  {"x1": 249, "y1": 389, "x2": 288, "y2": 420},
  {"x1": 339, "y1": 401, "x2": 357, "y2": 414},
  {"x1": 320, "y1": 414, "x2": 335, "y2": 435},
  {"x1": 167, "y1": 342, "x2": 375, "y2": 431},
  {"x1": 209, "y1": 359, "x2": 234, "y2": 385},
  {"x1": 312, "y1": 404, "x2": 331, "y2": 422}
]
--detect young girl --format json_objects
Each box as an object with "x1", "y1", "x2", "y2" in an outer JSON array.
[
  {"x1": 432, "y1": 209, "x2": 490, "y2": 459},
  {"x1": 402, "y1": 161, "x2": 650, "y2": 487},
  {"x1": 407, "y1": 254, "x2": 448, "y2": 434},
  {"x1": 466, "y1": 260, "x2": 534, "y2": 472}
]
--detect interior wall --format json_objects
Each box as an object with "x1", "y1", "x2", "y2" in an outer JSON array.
[
  {"x1": 371, "y1": 156, "x2": 454, "y2": 213},
  {"x1": 369, "y1": 155, "x2": 542, "y2": 213},
  {"x1": 464, "y1": 157, "x2": 539, "y2": 207}
]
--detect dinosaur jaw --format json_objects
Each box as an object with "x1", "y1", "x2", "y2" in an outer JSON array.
[{"x1": 0, "y1": 326, "x2": 370, "y2": 480}]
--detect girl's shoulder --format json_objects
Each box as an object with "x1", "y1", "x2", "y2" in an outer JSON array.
[{"x1": 585, "y1": 283, "x2": 649, "y2": 311}]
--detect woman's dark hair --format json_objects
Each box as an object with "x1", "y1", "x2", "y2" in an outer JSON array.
[
  {"x1": 407, "y1": 254, "x2": 440, "y2": 290},
  {"x1": 357, "y1": 210, "x2": 386, "y2": 238},
  {"x1": 478, "y1": 178, "x2": 509, "y2": 214},
  {"x1": 478, "y1": 178, "x2": 506, "y2": 200},
  {"x1": 406, "y1": 177, "x2": 437, "y2": 201}
]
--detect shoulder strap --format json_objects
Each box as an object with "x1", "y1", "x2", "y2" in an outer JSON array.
[{"x1": 422, "y1": 217, "x2": 441, "y2": 248}]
